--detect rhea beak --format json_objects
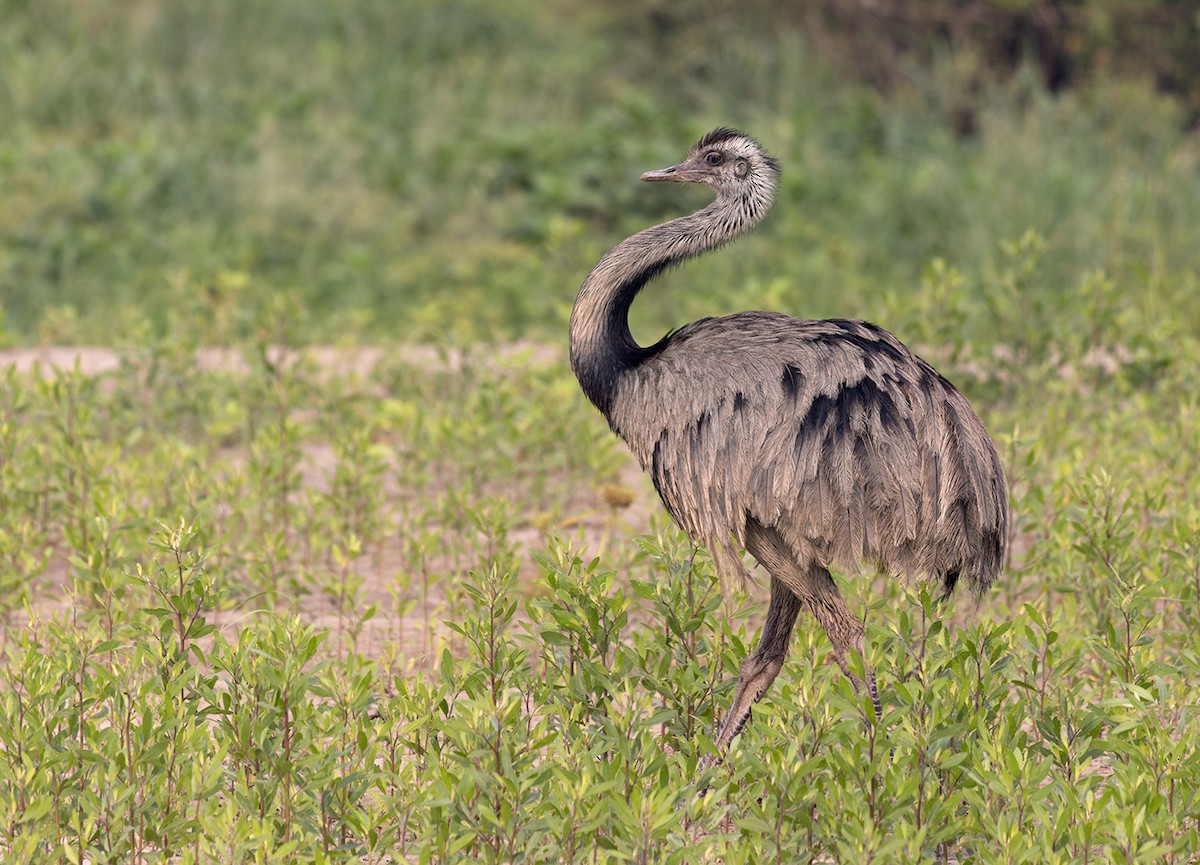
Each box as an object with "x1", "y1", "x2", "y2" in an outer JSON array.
[{"x1": 641, "y1": 161, "x2": 697, "y2": 183}]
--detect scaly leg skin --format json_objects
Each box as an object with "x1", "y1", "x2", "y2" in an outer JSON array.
[
  {"x1": 693, "y1": 570, "x2": 883, "y2": 798},
  {"x1": 806, "y1": 577, "x2": 883, "y2": 722},
  {"x1": 693, "y1": 521, "x2": 884, "y2": 797},
  {"x1": 751, "y1": 524, "x2": 883, "y2": 722},
  {"x1": 693, "y1": 577, "x2": 801, "y2": 785}
]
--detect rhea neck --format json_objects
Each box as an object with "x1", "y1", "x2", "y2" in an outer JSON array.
[{"x1": 569, "y1": 185, "x2": 773, "y2": 419}]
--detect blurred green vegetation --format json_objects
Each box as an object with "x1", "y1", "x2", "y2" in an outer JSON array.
[{"x1": 1, "y1": 0, "x2": 1198, "y2": 354}]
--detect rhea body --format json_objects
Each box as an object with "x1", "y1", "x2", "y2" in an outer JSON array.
[{"x1": 569, "y1": 128, "x2": 1008, "y2": 764}]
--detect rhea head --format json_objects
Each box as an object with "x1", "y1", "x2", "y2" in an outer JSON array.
[{"x1": 640, "y1": 127, "x2": 781, "y2": 204}]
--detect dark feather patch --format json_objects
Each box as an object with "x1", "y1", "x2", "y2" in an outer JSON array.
[
  {"x1": 573, "y1": 256, "x2": 682, "y2": 419},
  {"x1": 801, "y1": 391, "x2": 836, "y2": 433},
  {"x1": 942, "y1": 569, "x2": 960, "y2": 595},
  {"x1": 781, "y1": 364, "x2": 805, "y2": 401},
  {"x1": 696, "y1": 127, "x2": 746, "y2": 149},
  {"x1": 800, "y1": 377, "x2": 906, "y2": 444},
  {"x1": 650, "y1": 434, "x2": 670, "y2": 497},
  {"x1": 827, "y1": 319, "x2": 909, "y2": 368}
]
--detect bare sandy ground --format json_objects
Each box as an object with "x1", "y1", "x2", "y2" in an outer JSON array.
[
  {"x1": 3, "y1": 344, "x2": 670, "y2": 669},
  {"x1": 0, "y1": 343, "x2": 560, "y2": 377}
]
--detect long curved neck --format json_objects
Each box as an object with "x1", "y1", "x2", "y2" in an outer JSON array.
[{"x1": 570, "y1": 189, "x2": 768, "y2": 419}]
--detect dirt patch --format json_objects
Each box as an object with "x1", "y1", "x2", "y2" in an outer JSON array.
[
  {"x1": 0, "y1": 343, "x2": 560, "y2": 378},
  {"x1": 5, "y1": 343, "x2": 660, "y2": 671}
]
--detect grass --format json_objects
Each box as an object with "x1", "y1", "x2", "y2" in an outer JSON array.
[
  {"x1": 2, "y1": 0, "x2": 1200, "y2": 861},
  {"x1": 2, "y1": 319, "x2": 1199, "y2": 862}
]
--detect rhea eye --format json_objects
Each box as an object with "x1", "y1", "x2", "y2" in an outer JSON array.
[{"x1": 704, "y1": 151, "x2": 723, "y2": 166}]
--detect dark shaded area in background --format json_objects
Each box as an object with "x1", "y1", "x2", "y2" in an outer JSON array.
[{"x1": 638, "y1": 0, "x2": 1200, "y2": 132}]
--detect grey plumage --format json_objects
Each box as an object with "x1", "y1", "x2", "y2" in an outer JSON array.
[{"x1": 569, "y1": 128, "x2": 1008, "y2": 776}]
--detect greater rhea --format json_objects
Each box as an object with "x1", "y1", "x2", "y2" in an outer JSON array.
[{"x1": 569, "y1": 128, "x2": 1008, "y2": 774}]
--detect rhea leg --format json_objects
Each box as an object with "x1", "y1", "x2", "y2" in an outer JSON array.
[
  {"x1": 696, "y1": 576, "x2": 801, "y2": 776},
  {"x1": 745, "y1": 521, "x2": 882, "y2": 719},
  {"x1": 806, "y1": 576, "x2": 882, "y2": 719},
  {"x1": 694, "y1": 524, "x2": 882, "y2": 788},
  {"x1": 717, "y1": 577, "x2": 802, "y2": 749}
]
